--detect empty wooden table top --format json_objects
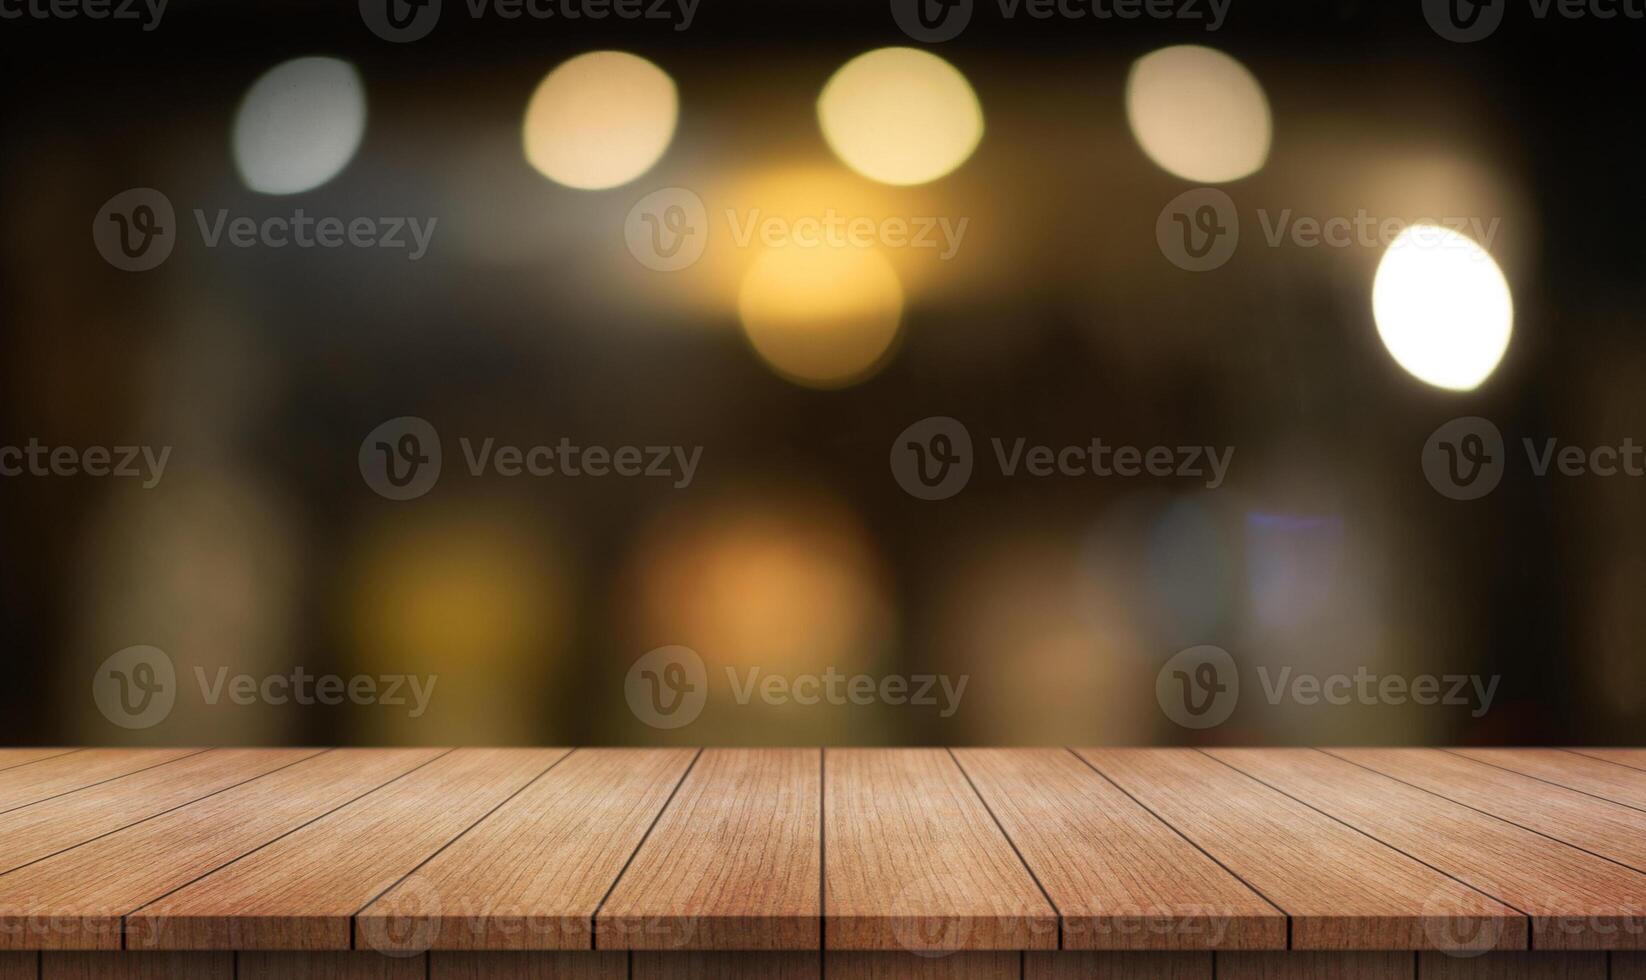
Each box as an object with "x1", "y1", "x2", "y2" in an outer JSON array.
[{"x1": 0, "y1": 747, "x2": 1642, "y2": 955}]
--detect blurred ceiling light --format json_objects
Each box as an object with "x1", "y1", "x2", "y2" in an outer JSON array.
[
  {"x1": 1372, "y1": 223, "x2": 1513, "y2": 391},
  {"x1": 817, "y1": 47, "x2": 983, "y2": 186},
  {"x1": 737, "y1": 246, "x2": 903, "y2": 388},
  {"x1": 233, "y1": 56, "x2": 367, "y2": 195},
  {"x1": 1125, "y1": 45, "x2": 1271, "y2": 183},
  {"x1": 523, "y1": 51, "x2": 678, "y2": 190}
]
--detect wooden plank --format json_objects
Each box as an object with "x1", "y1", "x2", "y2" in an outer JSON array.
[
  {"x1": 826, "y1": 952, "x2": 1018, "y2": 979},
  {"x1": 1214, "y1": 952, "x2": 1412, "y2": 979},
  {"x1": 431, "y1": 952, "x2": 624, "y2": 978},
  {"x1": 953, "y1": 749, "x2": 1284, "y2": 950},
  {"x1": 0, "y1": 953, "x2": 34, "y2": 980},
  {"x1": 430, "y1": 952, "x2": 627, "y2": 979},
  {"x1": 0, "y1": 748, "x2": 442, "y2": 951},
  {"x1": 1449, "y1": 749, "x2": 1646, "y2": 811},
  {"x1": 238, "y1": 951, "x2": 426, "y2": 979},
  {"x1": 1208, "y1": 748, "x2": 1646, "y2": 951},
  {"x1": 1417, "y1": 952, "x2": 1605, "y2": 978},
  {"x1": 360, "y1": 748, "x2": 695, "y2": 952},
  {"x1": 1568, "y1": 750, "x2": 1646, "y2": 772},
  {"x1": 634, "y1": 952, "x2": 818, "y2": 979},
  {"x1": 599, "y1": 748, "x2": 819, "y2": 951},
  {"x1": 1076, "y1": 749, "x2": 1523, "y2": 950},
  {"x1": 0, "y1": 750, "x2": 78, "y2": 773},
  {"x1": 1025, "y1": 951, "x2": 1211, "y2": 978},
  {"x1": 1616, "y1": 952, "x2": 1646, "y2": 978},
  {"x1": 824, "y1": 748, "x2": 1057, "y2": 952},
  {"x1": 133, "y1": 748, "x2": 566, "y2": 951},
  {"x1": 40, "y1": 952, "x2": 230, "y2": 979},
  {"x1": 0, "y1": 750, "x2": 201, "y2": 814},
  {"x1": 0, "y1": 748, "x2": 324, "y2": 874},
  {"x1": 1326, "y1": 749, "x2": 1646, "y2": 871}
]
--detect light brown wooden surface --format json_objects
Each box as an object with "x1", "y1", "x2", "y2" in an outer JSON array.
[
  {"x1": 1077, "y1": 749, "x2": 1523, "y2": 950},
  {"x1": 599, "y1": 748, "x2": 819, "y2": 951},
  {"x1": 635, "y1": 951, "x2": 819, "y2": 979},
  {"x1": 1568, "y1": 749, "x2": 1646, "y2": 772},
  {"x1": 1214, "y1": 952, "x2": 1413, "y2": 979},
  {"x1": 238, "y1": 951, "x2": 425, "y2": 979},
  {"x1": 1417, "y1": 952, "x2": 1606, "y2": 978},
  {"x1": 0, "y1": 750, "x2": 201, "y2": 815},
  {"x1": 1449, "y1": 749, "x2": 1646, "y2": 811},
  {"x1": 0, "y1": 750, "x2": 76, "y2": 773},
  {"x1": 1025, "y1": 951, "x2": 1211, "y2": 979},
  {"x1": 430, "y1": 952, "x2": 626, "y2": 979},
  {"x1": 40, "y1": 952, "x2": 231, "y2": 979},
  {"x1": 824, "y1": 749, "x2": 1056, "y2": 952},
  {"x1": 1208, "y1": 748, "x2": 1646, "y2": 950},
  {"x1": 954, "y1": 748, "x2": 1283, "y2": 950},
  {"x1": 0, "y1": 748, "x2": 323, "y2": 874},
  {"x1": 360, "y1": 748, "x2": 694, "y2": 952},
  {"x1": 1327, "y1": 749, "x2": 1646, "y2": 871},
  {"x1": 133, "y1": 748, "x2": 565, "y2": 951},
  {"x1": 0, "y1": 748, "x2": 421, "y2": 951},
  {"x1": 826, "y1": 952, "x2": 1019, "y2": 979}
]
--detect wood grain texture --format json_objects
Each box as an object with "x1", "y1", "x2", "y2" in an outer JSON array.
[
  {"x1": 360, "y1": 748, "x2": 695, "y2": 951},
  {"x1": 40, "y1": 952, "x2": 231, "y2": 979},
  {"x1": 826, "y1": 953, "x2": 1018, "y2": 979},
  {"x1": 1215, "y1": 952, "x2": 1413, "y2": 979},
  {"x1": 0, "y1": 953, "x2": 35, "y2": 980},
  {"x1": 954, "y1": 749, "x2": 1283, "y2": 950},
  {"x1": 1077, "y1": 749, "x2": 1523, "y2": 951},
  {"x1": 1207, "y1": 748, "x2": 1646, "y2": 950},
  {"x1": 1568, "y1": 750, "x2": 1646, "y2": 772},
  {"x1": 1616, "y1": 952, "x2": 1646, "y2": 979},
  {"x1": 0, "y1": 750, "x2": 77, "y2": 773},
  {"x1": 1025, "y1": 951, "x2": 1211, "y2": 979},
  {"x1": 1416, "y1": 952, "x2": 1605, "y2": 979},
  {"x1": 0, "y1": 748, "x2": 443, "y2": 951},
  {"x1": 599, "y1": 748, "x2": 819, "y2": 951},
  {"x1": 430, "y1": 952, "x2": 627, "y2": 979},
  {"x1": 1449, "y1": 749, "x2": 1646, "y2": 811},
  {"x1": 1326, "y1": 749, "x2": 1646, "y2": 871},
  {"x1": 0, "y1": 750, "x2": 201, "y2": 814},
  {"x1": 634, "y1": 952, "x2": 818, "y2": 979},
  {"x1": 133, "y1": 748, "x2": 565, "y2": 951},
  {"x1": 0, "y1": 748, "x2": 323, "y2": 874},
  {"x1": 825, "y1": 749, "x2": 1056, "y2": 952},
  {"x1": 238, "y1": 952, "x2": 426, "y2": 979}
]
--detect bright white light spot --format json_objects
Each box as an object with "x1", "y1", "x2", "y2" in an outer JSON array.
[
  {"x1": 1126, "y1": 45, "x2": 1271, "y2": 184},
  {"x1": 818, "y1": 47, "x2": 983, "y2": 186},
  {"x1": 523, "y1": 51, "x2": 678, "y2": 191},
  {"x1": 233, "y1": 57, "x2": 367, "y2": 195},
  {"x1": 1372, "y1": 223, "x2": 1513, "y2": 391}
]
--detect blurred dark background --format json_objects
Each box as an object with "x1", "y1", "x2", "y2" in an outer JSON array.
[{"x1": 3, "y1": 0, "x2": 1643, "y2": 747}]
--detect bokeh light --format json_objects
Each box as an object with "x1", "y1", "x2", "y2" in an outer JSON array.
[
  {"x1": 233, "y1": 56, "x2": 367, "y2": 195},
  {"x1": 817, "y1": 48, "x2": 983, "y2": 186},
  {"x1": 1125, "y1": 45, "x2": 1271, "y2": 183},
  {"x1": 1372, "y1": 223, "x2": 1513, "y2": 391},
  {"x1": 522, "y1": 51, "x2": 678, "y2": 190},
  {"x1": 737, "y1": 245, "x2": 904, "y2": 388}
]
